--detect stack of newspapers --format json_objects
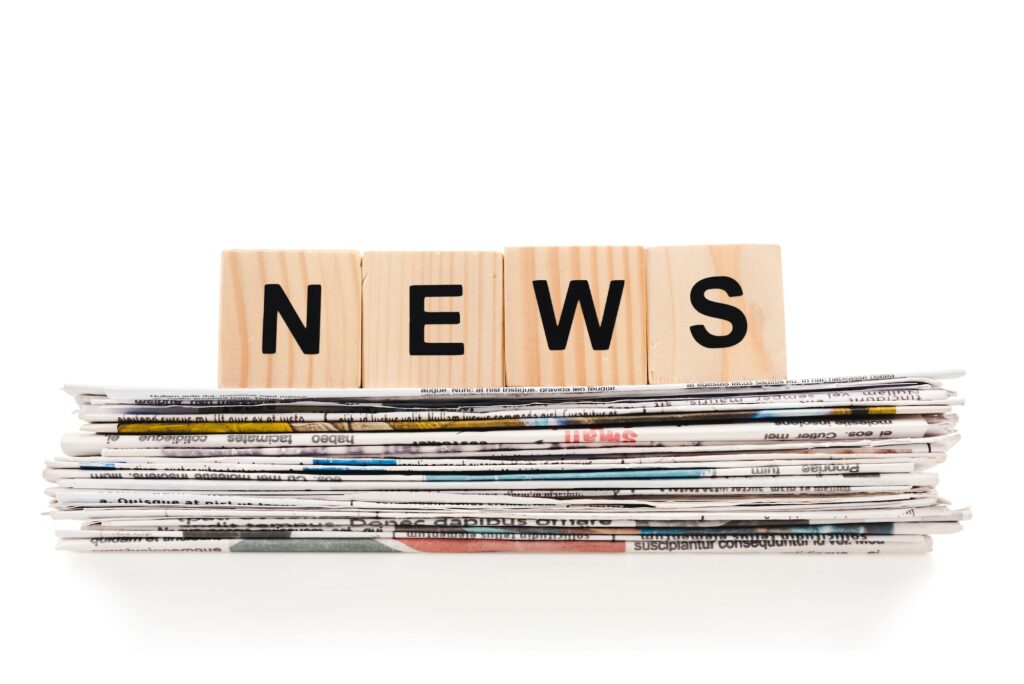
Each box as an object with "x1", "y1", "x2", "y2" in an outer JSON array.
[{"x1": 50, "y1": 371, "x2": 970, "y2": 554}]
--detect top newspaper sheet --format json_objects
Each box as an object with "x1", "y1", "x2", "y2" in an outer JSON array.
[{"x1": 64, "y1": 370, "x2": 964, "y2": 405}]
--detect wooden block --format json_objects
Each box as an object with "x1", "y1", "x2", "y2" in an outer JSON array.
[
  {"x1": 646, "y1": 244, "x2": 786, "y2": 383},
  {"x1": 218, "y1": 250, "x2": 361, "y2": 388},
  {"x1": 504, "y1": 246, "x2": 647, "y2": 386},
  {"x1": 361, "y1": 251, "x2": 504, "y2": 388}
]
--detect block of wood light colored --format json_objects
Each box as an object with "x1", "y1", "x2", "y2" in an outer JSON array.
[
  {"x1": 646, "y1": 244, "x2": 786, "y2": 383},
  {"x1": 504, "y1": 246, "x2": 647, "y2": 386},
  {"x1": 361, "y1": 251, "x2": 504, "y2": 388},
  {"x1": 219, "y1": 250, "x2": 361, "y2": 388}
]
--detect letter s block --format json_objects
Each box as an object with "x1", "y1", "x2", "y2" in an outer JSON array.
[
  {"x1": 218, "y1": 250, "x2": 361, "y2": 388},
  {"x1": 504, "y1": 246, "x2": 647, "y2": 387},
  {"x1": 646, "y1": 245, "x2": 786, "y2": 384},
  {"x1": 362, "y1": 251, "x2": 504, "y2": 388}
]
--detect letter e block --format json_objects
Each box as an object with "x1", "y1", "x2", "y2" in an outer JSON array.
[
  {"x1": 362, "y1": 251, "x2": 504, "y2": 388},
  {"x1": 218, "y1": 250, "x2": 361, "y2": 388},
  {"x1": 647, "y1": 245, "x2": 786, "y2": 383},
  {"x1": 504, "y1": 246, "x2": 647, "y2": 386}
]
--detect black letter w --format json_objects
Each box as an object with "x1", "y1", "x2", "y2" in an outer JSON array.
[
  {"x1": 532, "y1": 280, "x2": 625, "y2": 351},
  {"x1": 262, "y1": 284, "x2": 321, "y2": 354}
]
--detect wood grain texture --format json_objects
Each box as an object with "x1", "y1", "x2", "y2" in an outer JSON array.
[
  {"x1": 361, "y1": 251, "x2": 504, "y2": 388},
  {"x1": 218, "y1": 250, "x2": 361, "y2": 388},
  {"x1": 504, "y1": 246, "x2": 647, "y2": 386},
  {"x1": 646, "y1": 244, "x2": 786, "y2": 383}
]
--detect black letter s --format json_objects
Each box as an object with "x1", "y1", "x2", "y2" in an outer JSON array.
[{"x1": 689, "y1": 276, "x2": 747, "y2": 348}]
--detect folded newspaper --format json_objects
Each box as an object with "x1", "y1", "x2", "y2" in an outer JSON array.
[{"x1": 50, "y1": 371, "x2": 970, "y2": 553}]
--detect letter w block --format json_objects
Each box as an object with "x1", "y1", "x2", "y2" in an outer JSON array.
[
  {"x1": 504, "y1": 246, "x2": 647, "y2": 386},
  {"x1": 218, "y1": 250, "x2": 361, "y2": 388}
]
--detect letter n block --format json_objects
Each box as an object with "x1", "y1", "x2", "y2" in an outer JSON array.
[
  {"x1": 218, "y1": 250, "x2": 361, "y2": 388},
  {"x1": 646, "y1": 245, "x2": 786, "y2": 384},
  {"x1": 504, "y1": 246, "x2": 647, "y2": 387},
  {"x1": 361, "y1": 251, "x2": 504, "y2": 388}
]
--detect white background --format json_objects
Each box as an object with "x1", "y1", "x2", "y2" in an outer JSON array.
[{"x1": 1, "y1": 1, "x2": 1021, "y2": 680}]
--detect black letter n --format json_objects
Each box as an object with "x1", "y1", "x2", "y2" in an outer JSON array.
[{"x1": 262, "y1": 284, "x2": 322, "y2": 354}]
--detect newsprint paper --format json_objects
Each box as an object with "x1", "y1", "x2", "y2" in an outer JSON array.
[{"x1": 49, "y1": 371, "x2": 970, "y2": 553}]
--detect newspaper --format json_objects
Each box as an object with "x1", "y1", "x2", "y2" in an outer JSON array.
[
  {"x1": 60, "y1": 416, "x2": 953, "y2": 457},
  {"x1": 55, "y1": 534, "x2": 934, "y2": 554},
  {"x1": 49, "y1": 371, "x2": 969, "y2": 553},
  {"x1": 65, "y1": 370, "x2": 962, "y2": 403}
]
